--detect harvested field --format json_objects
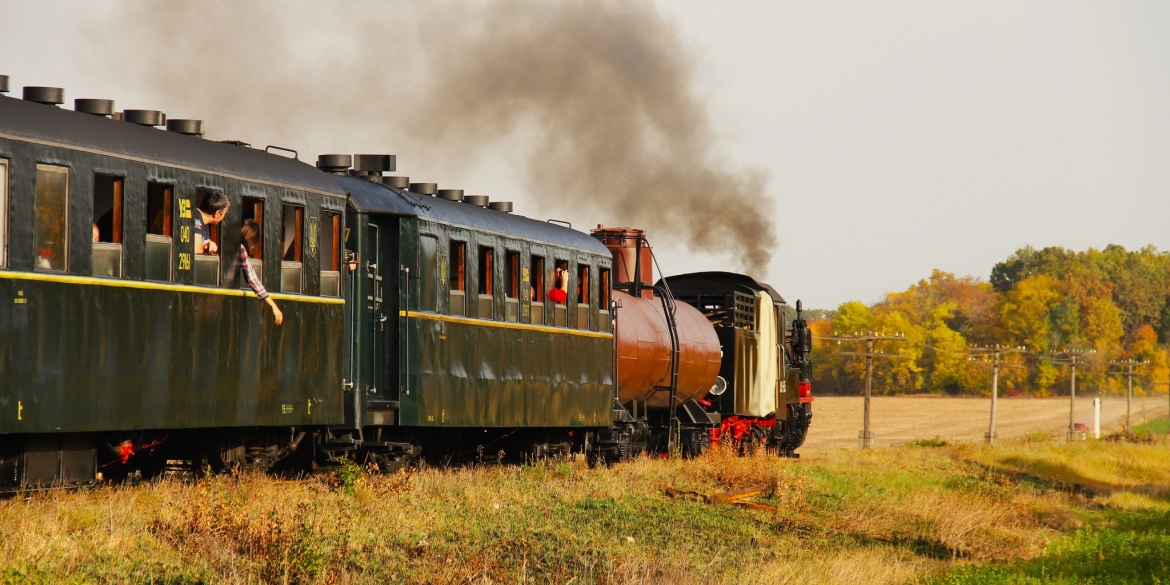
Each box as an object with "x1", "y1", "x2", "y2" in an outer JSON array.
[{"x1": 803, "y1": 396, "x2": 1170, "y2": 450}]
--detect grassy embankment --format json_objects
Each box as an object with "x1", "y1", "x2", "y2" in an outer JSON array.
[{"x1": 0, "y1": 435, "x2": 1167, "y2": 585}]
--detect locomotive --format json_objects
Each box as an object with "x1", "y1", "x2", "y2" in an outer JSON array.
[{"x1": 0, "y1": 78, "x2": 812, "y2": 489}]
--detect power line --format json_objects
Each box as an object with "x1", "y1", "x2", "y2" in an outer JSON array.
[
  {"x1": 817, "y1": 331, "x2": 907, "y2": 449},
  {"x1": 1106, "y1": 359, "x2": 1150, "y2": 433},
  {"x1": 1050, "y1": 348, "x2": 1096, "y2": 441},
  {"x1": 960, "y1": 345, "x2": 1026, "y2": 444}
]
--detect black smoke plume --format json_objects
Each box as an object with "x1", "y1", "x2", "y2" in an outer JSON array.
[{"x1": 92, "y1": 0, "x2": 776, "y2": 273}]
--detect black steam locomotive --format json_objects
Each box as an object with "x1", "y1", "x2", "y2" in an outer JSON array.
[{"x1": 0, "y1": 78, "x2": 812, "y2": 489}]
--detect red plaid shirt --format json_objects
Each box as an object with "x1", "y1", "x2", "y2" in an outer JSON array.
[{"x1": 237, "y1": 245, "x2": 269, "y2": 300}]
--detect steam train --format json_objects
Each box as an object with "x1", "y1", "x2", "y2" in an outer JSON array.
[{"x1": 0, "y1": 78, "x2": 812, "y2": 488}]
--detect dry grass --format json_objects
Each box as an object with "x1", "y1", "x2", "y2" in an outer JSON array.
[{"x1": 0, "y1": 437, "x2": 1167, "y2": 584}]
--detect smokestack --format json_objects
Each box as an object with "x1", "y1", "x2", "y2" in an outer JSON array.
[
  {"x1": 166, "y1": 119, "x2": 205, "y2": 137},
  {"x1": 409, "y1": 182, "x2": 438, "y2": 195},
  {"x1": 23, "y1": 86, "x2": 64, "y2": 106},
  {"x1": 437, "y1": 189, "x2": 464, "y2": 202},
  {"x1": 75, "y1": 99, "x2": 115, "y2": 117},
  {"x1": 382, "y1": 176, "x2": 410, "y2": 188},
  {"x1": 123, "y1": 109, "x2": 166, "y2": 127},
  {"x1": 488, "y1": 201, "x2": 513, "y2": 213},
  {"x1": 317, "y1": 154, "x2": 352, "y2": 174},
  {"x1": 463, "y1": 195, "x2": 489, "y2": 207}
]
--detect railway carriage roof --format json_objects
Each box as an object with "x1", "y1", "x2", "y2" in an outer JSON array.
[
  {"x1": 660, "y1": 271, "x2": 786, "y2": 305},
  {"x1": 339, "y1": 175, "x2": 611, "y2": 256},
  {"x1": 0, "y1": 95, "x2": 346, "y2": 198}
]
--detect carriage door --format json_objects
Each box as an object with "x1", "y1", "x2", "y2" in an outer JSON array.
[
  {"x1": 365, "y1": 218, "x2": 400, "y2": 404},
  {"x1": 364, "y1": 223, "x2": 384, "y2": 398}
]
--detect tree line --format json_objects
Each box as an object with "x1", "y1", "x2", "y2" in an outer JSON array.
[{"x1": 808, "y1": 244, "x2": 1170, "y2": 397}]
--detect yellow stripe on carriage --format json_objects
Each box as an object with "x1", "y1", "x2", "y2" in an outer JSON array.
[
  {"x1": 0, "y1": 270, "x2": 345, "y2": 304},
  {"x1": 400, "y1": 310, "x2": 614, "y2": 339}
]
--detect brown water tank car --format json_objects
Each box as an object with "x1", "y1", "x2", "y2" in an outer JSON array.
[{"x1": 593, "y1": 226, "x2": 722, "y2": 409}]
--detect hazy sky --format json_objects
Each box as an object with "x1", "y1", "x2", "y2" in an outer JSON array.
[{"x1": 2, "y1": 1, "x2": 1167, "y2": 309}]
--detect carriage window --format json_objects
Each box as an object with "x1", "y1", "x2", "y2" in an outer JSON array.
[
  {"x1": 478, "y1": 247, "x2": 493, "y2": 294},
  {"x1": 449, "y1": 241, "x2": 466, "y2": 316},
  {"x1": 145, "y1": 183, "x2": 173, "y2": 281},
  {"x1": 598, "y1": 268, "x2": 611, "y2": 332},
  {"x1": 280, "y1": 204, "x2": 303, "y2": 293},
  {"x1": 33, "y1": 164, "x2": 70, "y2": 272},
  {"x1": 192, "y1": 189, "x2": 223, "y2": 285},
  {"x1": 505, "y1": 251, "x2": 519, "y2": 298},
  {"x1": 528, "y1": 255, "x2": 545, "y2": 325},
  {"x1": 320, "y1": 211, "x2": 341, "y2": 296},
  {"x1": 92, "y1": 175, "x2": 123, "y2": 277},
  {"x1": 576, "y1": 264, "x2": 591, "y2": 330},
  {"x1": 552, "y1": 259, "x2": 569, "y2": 327},
  {"x1": 577, "y1": 265, "x2": 590, "y2": 304},
  {"x1": 193, "y1": 190, "x2": 223, "y2": 254},
  {"x1": 599, "y1": 268, "x2": 610, "y2": 307},
  {"x1": 418, "y1": 235, "x2": 438, "y2": 310},
  {"x1": 530, "y1": 256, "x2": 545, "y2": 302},
  {"x1": 0, "y1": 160, "x2": 8, "y2": 267},
  {"x1": 504, "y1": 250, "x2": 520, "y2": 322},
  {"x1": 477, "y1": 246, "x2": 494, "y2": 319},
  {"x1": 240, "y1": 197, "x2": 264, "y2": 288},
  {"x1": 239, "y1": 197, "x2": 265, "y2": 288}
]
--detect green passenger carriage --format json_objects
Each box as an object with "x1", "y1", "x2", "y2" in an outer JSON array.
[{"x1": 0, "y1": 79, "x2": 812, "y2": 488}]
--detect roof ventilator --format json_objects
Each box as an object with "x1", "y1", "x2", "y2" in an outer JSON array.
[
  {"x1": 317, "y1": 154, "x2": 352, "y2": 175},
  {"x1": 437, "y1": 189, "x2": 464, "y2": 202},
  {"x1": 124, "y1": 110, "x2": 166, "y2": 127},
  {"x1": 352, "y1": 154, "x2": 395, "y2": 182},
  {"x1": 488, "y1": 201, "x2": 513, "y2": 213},
  {"x1": 463, "y1": 195, "x2": 489, "y2": 207},
  {"x1": 167, "y1": 119, "x2": 205, "y2": 137},
  {"x1": 0, "y1": 76, "x2": 10, "y2": 93},
  {"x1": 75, "y1": 99, "x2": 115, "y2": 116},
  {"x1": 382, "y1": 176, "x2": 410, "y2": 189},
  {"x1": 23, "y1": 86, "x2": 64, "y2": 106},
  {"x1": 409, "y1": 183, "x2": 438, "y2": 196}
]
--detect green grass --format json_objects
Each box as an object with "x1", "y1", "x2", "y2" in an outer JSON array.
[
  {"x1": 1134, "y1": 417, "x2": 1170, "y2": 435},
  {"x1": 928, "y1": 511, "x2": 1170, "y2": 585}
]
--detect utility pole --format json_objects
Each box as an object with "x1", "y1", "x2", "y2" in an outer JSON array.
[
  {"x1": 1051, "y1": 349, "x2": 1095, "y2": 441},
  {"x1": 1107, "y1": 359, "x2": 1149, "y2": 433},
  {"x1": 819, "y1": 331, "x2": 907, "y2": 448},
  {"x1": 960, "y1": 345, "x2": 1026, "y2": 444}
]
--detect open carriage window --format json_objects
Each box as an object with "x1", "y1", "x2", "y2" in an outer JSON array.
[
  {"x1": 239, "y1": 197, "x2": 264, "y2": 288},
  {"x1": 477, "y1": 246, "x2": 494, "y2": 319},
  {"x1": 320, "y1": 211, "x2": 341, "y2": 296},
  {"x1": 576, "y1": 264, "x2": 591, "y2": 330},
  {"x1": 576, "y1": 265, "x2": 590, "y2": 304},
  {"x1": 505, "y1": 251, "x2": 519, "y2": 298},
  {"x1": 552, "y1": 259, "x2": 569, "y2": 327},
  {"x1": 528, "y1": 255, "x2": 545, "y2": 325},
  {"x1": 280, "y1": 203, "x2": 303, "y2": 293},
  {"x1": 145, "y1": 183, "x2": 173, "y2": 281},
  {"x1": 504, "y1": 250, "x2": 520, "y2": 322},
  {"x1": 0, "y1": 159, "x2": 8, "y2": 267},
  {"x1": 33, "y1": 164, "x2": 69, "y2": 272},
  {"x1": 193, "y1": 189, "x2": 223, "y2": 285},
  {"x1": 449, "y1": 240, "x2": 466, "y2": 316},
  {"x1": 92, "y1": 175, "x2": 123, "y2": 277}
]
